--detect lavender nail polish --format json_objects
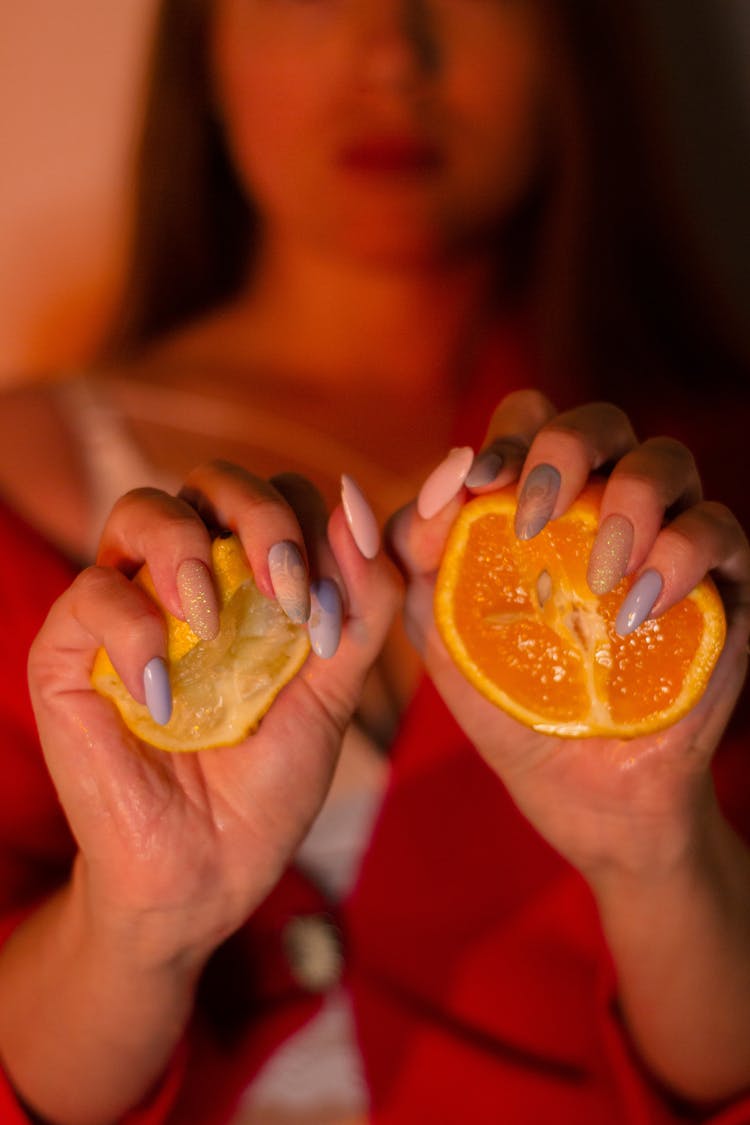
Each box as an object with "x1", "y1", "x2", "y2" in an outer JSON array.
[
  {"x1": 143, "y1": 657, "x2": 172, "y2": 726},
  {"x1": 514, "y1": 464, "x2": 561, "y2": 540},
  {"x1": 268, "y1": 541, "x2": 311, "y2": 624},
  {"x1": 615, "y1": 569, "x2": 663, "y2": 636},
  {"x1": 309, "y1": 578, "x2": 343, "y2": 659},
  {"x1": 417, "y1": 446, "x2": 474, "y2": 519},
  {"x1": 341, "y1": 474, "x2": 380, "y2": 559}
]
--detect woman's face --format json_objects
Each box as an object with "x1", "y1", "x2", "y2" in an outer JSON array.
[{"x1": 211, "y1": 0, "x2": 549, "y2": 268}]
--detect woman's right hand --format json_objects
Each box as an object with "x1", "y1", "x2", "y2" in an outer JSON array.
[{"x1": 27, "y1": 460, "x2": 401, "y2": 970}]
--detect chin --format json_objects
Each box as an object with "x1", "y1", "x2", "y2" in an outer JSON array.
[{"x1": 333, "y1": 215, "x2": 471, "y2": 272}]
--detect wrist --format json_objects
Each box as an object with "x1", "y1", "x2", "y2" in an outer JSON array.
[
  {"x1": 70, "y1": 855, "x2": 215, "y2": 982},
  {"x1": 573, "y1": 770, "x2": 718, "y2": 894},
  {"x1": 586, "y1": 782, "x2": 742, "y2": 927}
]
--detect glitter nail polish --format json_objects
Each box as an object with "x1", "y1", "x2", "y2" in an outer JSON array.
[
  {"x1": 587, "y1": 514, "x2": 634, "y2": 595},
  {"x1": 177, "y1": 558, "x2": 219, "y2": 641}
]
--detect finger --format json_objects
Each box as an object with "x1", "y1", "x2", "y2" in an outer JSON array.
[
  {"x1": 97, "y1": 488, "x2": 219, "y2": 639},
  {"x1": 272, "y1": 472, "x2": 347, "y2": 660},
  {"x1": 515, "y1": 402, "x2": 638, "y2": 539},
  {"x1": 588, "y1": 437, "x2": 703, "y2": 594},
  {"x1": 286, "y1": 497, "x2": 403, "y2": 733},
  {"x1": 614, "y1": 501, "x2": 750, "y2": 635},
  {"x1": 271, "y1": 472, "x2": 339, "y2": 588},
  {"x1": 387, "y1": 496, "x2": 459, "y2": 581},
  {"x1": 31, "y1": 566, "x2": 167, "y2": 712},
  {"x1": 466, "y1": 388, "x2": 558, "y2": 492},
  {"x1": 393, "y1": 391, "x2": 557, "y2": 575},
  {"x1": 179, "y1": 459, "x2": 311, "y2": 623},
  {"x1": 418, "y1": 390, "x2": 558, "y2": 519}
]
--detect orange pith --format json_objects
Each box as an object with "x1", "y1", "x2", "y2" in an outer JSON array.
[{"x1": 435, "y1": 485, "x2": 725, "y2": 738}]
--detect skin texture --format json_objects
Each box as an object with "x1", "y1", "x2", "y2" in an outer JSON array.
[
  {"x1": 390, "y1": 391, "x2": 750, "y2": 1101},
  {"x1": 210, "y1": 0, "x2": 548, "y2": 267},
  {"x1": 1, "y1": 393, "x2": 749, "y2": 1121},
  {"x1": 0, "y1": 5, "x2": 749, "y2": 1122},
  {"x1": 0, "y1": 465, "x2": 402, "y2": 1125}
]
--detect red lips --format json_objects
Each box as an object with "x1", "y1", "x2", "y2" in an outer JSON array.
[{"x1": 338, "y1": 136, "x2": 443, "y2": 174}]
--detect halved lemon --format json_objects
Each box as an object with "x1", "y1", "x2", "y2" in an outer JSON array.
[
  {"x1": 92, "y1": 535, "x2": 310, "y2": 752},
  {"x1": 434, "y1": 484, "x2": 725, "y2": 738}
]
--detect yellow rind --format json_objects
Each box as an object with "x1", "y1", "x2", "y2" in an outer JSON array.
[{"x1": 91, "y1": 536, "x2": 310, "y2": 752}]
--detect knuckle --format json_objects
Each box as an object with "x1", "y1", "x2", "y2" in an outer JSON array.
[
  {"x1": 641, "y1": 435, "x2": 697, "y2": 475},
  {"x1": 699, "y1": 500, "x2": 739, "y2": 530},
  {"x1": 656, "y1": 524, "x2": 696, "y2": 568},
  {"x1": 535, "y1": 424, "x2": 593, "y2": 462},
  {"x1": 488, "y1": 388, "x2": 556, "y2": 434}
]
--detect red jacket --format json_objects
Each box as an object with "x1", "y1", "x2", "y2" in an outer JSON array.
[
  {"x1": 0, "y1": 494, "x2": 749, "y2": 1124},
  {"x1": 2, "y1": 328, "x2": 750, "y2": 1123}
]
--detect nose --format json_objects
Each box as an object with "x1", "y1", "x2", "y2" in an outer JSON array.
[{"x1": 356, "y1": 0, "x2": 440, "y2": 91}]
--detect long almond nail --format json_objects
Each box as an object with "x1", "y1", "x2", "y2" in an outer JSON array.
[
  {"x1": 309, "y1": 578, "x2": 343, "y2": 659},
  {"x1": 417, "y1": 446, "x2": 474, "y2": 519},
  {"x1": 143, "y1": 657, "x2": 172, "y2": 726},
  {"x1": 615, "y1": 569, "x2": 663, "y2": 636},
  {"x1": 341, "y1": 474, "x2": 380, "y2": 559},
  {"x1": 514, "y1": 464, "x2": 561, "y2": 540},
  {"x1": 587, "y1": 515, "x2": 634, "y2": 595},
  {"x1": 466, "y1": 448, "x2": 504, "y2": 489},
  {"x1": 177, "y1": 558, "x2": 219, "y2": 641},
  {"x1": 268, "y1": 541, "x2": 310, "y2": 623}
]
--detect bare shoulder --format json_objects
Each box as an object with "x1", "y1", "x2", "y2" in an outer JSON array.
[
  {"x1": 0, "y1": 379, "x2": 72, "y2": 474},
  {"x1": 0, "y1": 378, "x2": 89, "y2": 559}
]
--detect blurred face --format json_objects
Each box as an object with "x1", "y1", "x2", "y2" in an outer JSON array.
[{"x1": 211, "y1": 0, "x2": 549, "y2": 268}]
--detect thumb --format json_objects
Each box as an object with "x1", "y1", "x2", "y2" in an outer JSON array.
[{"x1": 386, "y1": 494, "x2": 464, "y2": 581}]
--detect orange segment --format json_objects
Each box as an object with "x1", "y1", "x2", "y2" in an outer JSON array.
[
  {"x1": 435, "y1": 485, "x2": 725, "y2": 738},
  {"x1": 92, "y1": 534, "x2": 310, "y2": 752}
]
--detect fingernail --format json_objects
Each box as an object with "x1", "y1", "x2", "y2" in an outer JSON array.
[
  {"x1": 615, "y1": 569, "x2": 663, "y2": 636},
  {"x1": 514, "y1": 464, "x2": 561, "y2": 540},
  {"x1": 341, "y1": 474, "x2": 380, "y2": 559},
  {"x1": 587, "y1": 515, "x2": 634, "y2": 595},
  {"x1": 268, "y1": 541, "x2": 311, "y2": 624},
  {"x1": 177, "y1": 558, "x2": 219, "y2": 641},
  {"x1": 309, "y1": 578, "x2": 343, "y2": 659},
  {"x1": 143, "y1": 657, "x2": 172, "y2": 726},
  {"x1": 466, "y1": 448, "x2": 504, "y2": 489},
  {"x1": 417, "y1": 446, "x2": 474, "y2": 519}
]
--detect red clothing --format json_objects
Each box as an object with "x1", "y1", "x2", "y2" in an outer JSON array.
[{"x1": 1, "y1": 355, "x2": 750, "y2": 1122}]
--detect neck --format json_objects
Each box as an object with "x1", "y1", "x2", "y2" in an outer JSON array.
[{"x1": 234, "y1": 234, "x2": 500, "y2": 397}]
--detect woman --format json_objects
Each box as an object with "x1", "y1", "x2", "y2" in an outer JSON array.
[
  {"x1": 0, "y1": 2, "x2": 746, "y2": 557},
  {"x1": 0, "y1": 1, "x2": 749, "y2": 1121}
]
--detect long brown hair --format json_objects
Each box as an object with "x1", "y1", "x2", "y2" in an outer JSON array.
[
  {"x1": 108, "y1": 0, "x2": 748, "y2": 394},
  {"x1": 111, "y1": 0, "x2": 253, "y2": 353}
]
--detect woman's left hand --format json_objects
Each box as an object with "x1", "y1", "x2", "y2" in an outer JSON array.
[{"x1": 388, "y1": 390, "x2": 750, "y2": 883}]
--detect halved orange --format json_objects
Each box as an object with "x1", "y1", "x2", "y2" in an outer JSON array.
[
  {"x1": 92, "y1": 535, "x2": 310, "y2": 752},
  {"x1": 434, "y1": 484, "x2": 725, "y2": 738}
]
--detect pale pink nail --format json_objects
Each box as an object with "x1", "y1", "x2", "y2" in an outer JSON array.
[
  {"x1": 417, "y1": 446, "x2": 474, "y2": 520},
  {"x1": 341, "y1": 474, "x2": 380, "y2": 559}
]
